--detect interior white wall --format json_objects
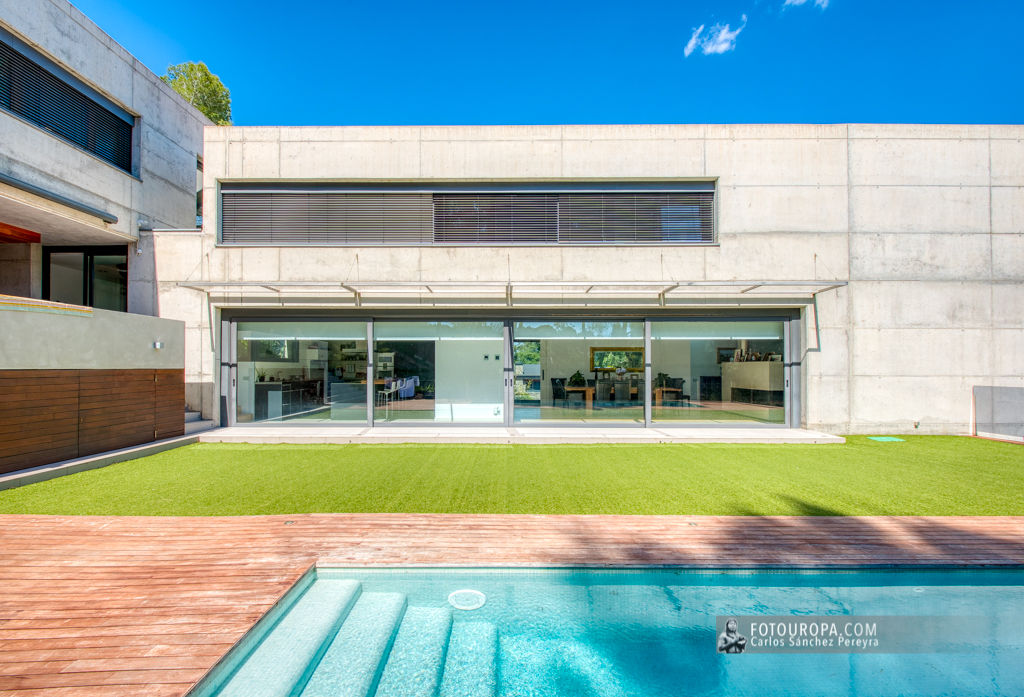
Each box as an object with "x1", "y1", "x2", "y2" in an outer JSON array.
[{"x1": 435, "y1": 339, "x2": 504, "y2": 421}]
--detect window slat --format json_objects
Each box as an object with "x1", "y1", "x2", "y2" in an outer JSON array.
[
  {"x1": 221, "y1": 190, "x2": 715, "y2": 245},
  {"x1": 0, "y1": 41, "x2": 133, "y2": 173}
]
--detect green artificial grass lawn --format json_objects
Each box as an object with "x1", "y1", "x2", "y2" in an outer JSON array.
[{"x1": 0, "y1": 436, "x2": 1020, "y2": 516}]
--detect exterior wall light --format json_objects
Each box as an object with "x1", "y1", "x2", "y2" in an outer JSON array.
[{"x1": 153, "y1": 341, "x2": 164, "y2": 349}]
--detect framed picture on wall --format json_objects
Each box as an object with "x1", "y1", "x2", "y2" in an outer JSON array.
[
  {"x1": 590, "y1": 347, "x2": 644, "y2": 373},
  {"x1": 250, "y1": 340, "x2": 298, "y2": 362}
]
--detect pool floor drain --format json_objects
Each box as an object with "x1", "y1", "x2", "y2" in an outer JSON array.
[{"x1": 448, "y1": 589, "x2": 486, "y2": 610}]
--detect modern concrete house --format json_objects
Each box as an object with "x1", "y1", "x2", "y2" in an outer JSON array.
[
  {"x1": 0, "y1": 0, "x2": 208, "y2": 470},
  {"x1": 155, "y1": 124, "x2": 1023, "y2": 434},
  {"x1": 0, "y1": 0, "x2": 208, "y2": 314}
]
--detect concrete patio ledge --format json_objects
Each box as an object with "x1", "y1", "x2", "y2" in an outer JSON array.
[
  {"x1": 0, "y1": 433, "x2": 198, "y2": 491},
  {"x1": 199, "y1": 426, "x2": 845, "y2": 445}
]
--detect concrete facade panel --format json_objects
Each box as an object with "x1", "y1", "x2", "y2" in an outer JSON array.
[
  {"x1": 804, "y1": 375, "x2": 850, "y2": 429},
  {"x1": 851, "y1": 328, "x2": 994, "y2": 377},
  {"x1": 278, "y1": 247, "x2": 361, "y2": 282},
  {"x1": 808, "y1": 287, "x2": 850, "y2": 330},
  {"x1": 718, "y1": 185, "x2": 848, "y2": 234},
  {"x1": 850, "y1": 186, "x2": 990, "y2": 233},
  {"x1": 992, "y1": 329, "x2": 1024, "y2": 377},
  {"x1": 848, "y1": 124, "x2": 991, "y2": 140},
  {"x1": 279, "y1": 140, "x2": 421, "y2": 179},
  {"x1": 849, "y1": 281, "x2": 993, "y2": 329},
  {"x1": 991, "y1": 139, "x2": 1024, "y2": 186},
  {"x1": 705, "y1": 124, "x2": 846, "y2": 140},
  {"x1": 849, "y1": 138, "x2": 989, "y2": 186},
  {"x1": 704, "y1": 232, "x2": 848, "y2": 281},
  {"x1": 803, "y1": 327, "x2": 849, "y2": 377},
  {"x1": 992, "y1": 284, "x2": 1024, "y2": 327},
  {"x1": 153, "y1": 233, "x2": 205, "y2": 281},
  {"x1": 991, "y1": 187, "x2": 1024, "y2": 234},
  {"x1": 992, "y1": 234, "x2": 1024, "y2": 280},
  {"x1": 239, "y1": 247, "x2": 282, "y2": 281},
  {"x1": 418, "y1": 248, "x2": 509, "y2": 282},
  {"x1": 849, "y1": 376, "x2": 974, "y2": 434},
  {"x1": 419, "y1": 140, "x2": 563, "y2": 179},
  {"x1": 240, "y1": 141, "x2": 281, "y2": 179},
  {"x1": 849, "y1": 233, "x2": 992, "y2": 281},
  {"x1": 705, "y1": 138, "x2": 847, "y2": 186},
  {"x1": 560, "y1": 139, "x2": 703, "y2": 178}
]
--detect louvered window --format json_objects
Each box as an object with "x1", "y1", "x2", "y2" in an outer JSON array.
[
  {"x1": 0, "y1": 37, "x2": 133, "y2": 173},
  {"x1": 221, "y1": 185, "x2": 715, "y2": 246}
]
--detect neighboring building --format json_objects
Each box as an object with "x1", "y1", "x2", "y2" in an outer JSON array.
[
  {"x1": 0, "y1": 0, "x2": 209, "y2": 316},
  {"x1": 0, "y1": 0, "x2": 207, "y2": 471},
  {"x1": 156, "y1": 124, "x2": 1023, "y2": 434}
]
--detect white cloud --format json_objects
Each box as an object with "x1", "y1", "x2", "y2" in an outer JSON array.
[
  {"x1": 784, "y1": 0, "x2": 830, "y2": 8},
  {"x1": 684, "y1": 15, "x2": 747, "y2": 58},
  {"x1": 683, "y1": 24, "x2": 705, "y2": 57}
]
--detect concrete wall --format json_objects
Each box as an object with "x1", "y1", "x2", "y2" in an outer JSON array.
[
  {"x1": 0, "y1": 303, "x2": 184, "y2": 370},
  {"x1": 0, "y1": 0, "x2": 209, "y2": 313},
  {"x1": 0, "y1": 243, "x2": 41, "y2": 297},
  {"x1": 155, "y1": 124, "x2": 1024, "y2": 432}
]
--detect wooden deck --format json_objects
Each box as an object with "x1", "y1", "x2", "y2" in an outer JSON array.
[{"x1": 0, "y1": 513, "x2": 1022, "y2": 696}]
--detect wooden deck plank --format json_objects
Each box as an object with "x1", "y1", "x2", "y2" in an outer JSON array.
[{"x1": 0, "y1": 513, "x2": 1021, "y2": 696}]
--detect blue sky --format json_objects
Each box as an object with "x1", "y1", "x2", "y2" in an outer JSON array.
[{"x1": 71, "y1": 0, "x2": 1022, "y2": 126}]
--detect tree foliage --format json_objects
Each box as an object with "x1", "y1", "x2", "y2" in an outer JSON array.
[{"x1": 161, "y1": 62, "x2": 232, "y2": 125}]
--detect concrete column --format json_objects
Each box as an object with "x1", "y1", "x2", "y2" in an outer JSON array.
[{"x1": 0, "y1": 243, "x2": 42, "y2": 298}]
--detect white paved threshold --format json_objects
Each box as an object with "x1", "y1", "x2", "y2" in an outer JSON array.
[{"x1": 199, "y1": 426, "x2": 844, "y2": 445}]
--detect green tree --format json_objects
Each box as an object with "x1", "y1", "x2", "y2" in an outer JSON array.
[{"x1": 161, "y1": 62, "x2": 232, "y2": 125}]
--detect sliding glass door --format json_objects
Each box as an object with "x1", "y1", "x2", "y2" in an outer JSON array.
[
  {"x1": 650, "y1": 320, "x2": 785, "y2": 424},
  {"x1": 512, "y1": 321, "x2": 645, "y2": 424},
  {"x1": 230, "y1": 316, "x2": 792, "y2": 427},
  {"x1": 236, "y1": 321, "x2": 369, "y2": 423},
  {"x1": 373, "y1": 321, "x2": 505, "y2": 423}
]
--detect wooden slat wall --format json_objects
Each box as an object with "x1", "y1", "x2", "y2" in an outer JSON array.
[{"x1": 0, "y1": 369, "x2": 184, "y2": 474}]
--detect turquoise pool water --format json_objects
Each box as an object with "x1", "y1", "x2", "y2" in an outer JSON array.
[{"x1": 191, "y1": 568, "x2": 1024, "y2": 697}]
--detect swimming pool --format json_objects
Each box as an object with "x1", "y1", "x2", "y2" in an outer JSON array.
[{"x1": 190, "y1": 568, "x2": 1024, "y2": 697}]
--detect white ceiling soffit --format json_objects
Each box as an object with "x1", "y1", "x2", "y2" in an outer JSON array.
[
  {"x1": 0, "y1": 184, "x2": 132, "y2": 245},
  {"x1": 177, "y1": 280, "x2": 848, "y2": 307}
]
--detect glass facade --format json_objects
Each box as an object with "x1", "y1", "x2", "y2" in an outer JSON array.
[
  {"x1": 651, "y1": 320, "x2": 785, "y2": 424},
  {"x1": 373, "y1": 321, "x2": 505, "y2": 423},
  {"x1": 513, "y1": 321, "x2": 645, "y2": 423},
  {"x1": 230, "y1": 317, "x2": 789, "y2": 427},
  {"x1": 236, "y1": 322, "x2": 368, "y2": 423}
]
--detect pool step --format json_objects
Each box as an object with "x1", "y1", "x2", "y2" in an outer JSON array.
[
  {"x1": 438, "y1": 621, "x2": 498, "y2": 697},
  {"x1": 499, "y1": 635, "x2": 630, "y2": 697},
  {"x1": 375, "y1": 606, "x2": 454, "y2": 697},
  {"x1": 216, "y1": 579, "x2": 362, "y2": 697},
  {"x1": 301, "y1": 591, "x2": 407, "y2": 697}
]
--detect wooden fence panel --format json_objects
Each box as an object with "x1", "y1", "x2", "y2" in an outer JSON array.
[{"x1": 0, "y1": 369, "x2": 185, "y2": 474}]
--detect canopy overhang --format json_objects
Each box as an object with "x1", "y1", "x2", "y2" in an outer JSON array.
[{"x1": 177, "y1": 280, "x2": 848, "y2": 309}]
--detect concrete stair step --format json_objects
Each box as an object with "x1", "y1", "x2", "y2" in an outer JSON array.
[
  {"x1": 216, "y1": 579, "x2": 362, "y2": 697},
  {"x1": 375, "y1": 606, "x2": 453, "y2": 697},
  {"x1": 438, "y1": 621, "x2": 498, "y2": 697},
  {"x1": 301, "y1": 592, "x2": 407, "y2": 697}
]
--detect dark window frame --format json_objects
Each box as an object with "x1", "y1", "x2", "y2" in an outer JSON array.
[{"x1": 42, "y1": 245, "x2": 128, "y2": 311}]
